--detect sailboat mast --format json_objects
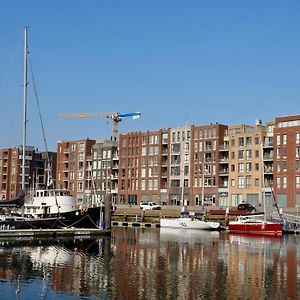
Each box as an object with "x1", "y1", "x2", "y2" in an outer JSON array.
[{"x1": 22, "y1": 26, "x2": 28, "y2": 190}]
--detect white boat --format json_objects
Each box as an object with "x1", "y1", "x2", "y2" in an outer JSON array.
[
  {"x1": 0, "y1": 28, "x2": 102, "y2": 230},
  {"x1": 160, "y1": 217, "x2": 220, "y2": 230},
  {"x1": 23, "y1": 189, "x2": 77, "y2": 218}
]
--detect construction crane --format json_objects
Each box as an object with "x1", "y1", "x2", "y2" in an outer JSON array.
[{"x1": 57, "y1": 111, "x2": 141, "y2": 141}]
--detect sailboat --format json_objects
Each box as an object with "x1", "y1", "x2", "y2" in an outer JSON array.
[{"x1": 0, "y1": 27, "x2": 102, "y2": 230}]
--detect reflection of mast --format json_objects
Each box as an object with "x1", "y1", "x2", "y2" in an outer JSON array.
[{"x1": 201, "y1": 151, "x2": 205, "y2": 206}]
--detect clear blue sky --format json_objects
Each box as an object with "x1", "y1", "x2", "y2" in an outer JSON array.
[{"x1": 1, "y1": 1, "x2": 300, "y2": 151}]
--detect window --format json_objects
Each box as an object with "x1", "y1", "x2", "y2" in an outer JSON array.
[
  {"x1": 239, "y1": 138, "x2": 244, "y2": 147},
  {"x1": 255, "y1": 178, "x2": 259, "y2": 187},
  {"x1": 255, "y1": 163, "x2": 259, "y2": 171},
  {"x1": 171, "y1": 166, "x2": 180, "y2": 176},
  {"x1": 231, "y1": 164, "x2": 235, "y2": 172},
  {"x1": 296, "y1": 147, "x2": 300, "y2": 158},
  {"x1": 246, "y1": 150, "x2": 252, "y2": 160},
  {"x1": 276, "y1": 135, "x2": 280, "y2": 146},
  {"x1": 171, "y1": 144, "x2": 180, "y2": 153},
  {"x1": 283, "y1": 177, "x2": 287, "y2": 188},
  {"x1": 296, "y1": 177, "x2": 300, "y2": 189},
  {"x1": 276, "y1": 148, "x2": 280, "y2": 158},
  {"x1": 255, "y1": 137, "x2": 259, "y2": 145},
  {"x1": 277, "y1": 161, "x2": 281, "y2": 172},
  {"x1": 283, "y1": 161, "x2": 287, "y2": 172},
  {"x1": 255, "y1": 150, "x2": 259, "y2": 158},
  {"x1": 282, "y1": 147, "x2": 287, "y2": 158},
  {"x1": 246, "y1": 163, "x2": 252, "y2": 173},
  {"x1": 296, "y1": 133, "x2": 300, "y2": 144},
  {"x1": 238, "y1": 176, "x2": 244, "y2": 189},
  {"x1": 238, "y1": 163, "x2": 244, "y2": 173},
  {"x1": 276, "y1": 177, "x2": 281, "y2": 188},
  {"x1": 238, "y1": 150, "x2": 244, "y2": 160},
  {"x1": 231, "y1": 139, "x2": 235, "y2": 147},
  {"x1": 246, "y1": 176, "x2": 251, "y2": 188},
  {"x1": 231, "y1": 179, "x2": 235, "y2": 187},
  {"x1": 141, "y1": 180, "x2": 145, "y2": 190},
  {"x1": 77, "y1": 182, "x2": 83, "y2": 192},
  {"x1": 141, "y1": 168, "x2": 146, "y2": 177},
  {"x1": 283, "y1": 134, "x2": 287, "y2": 145},
  {"x1": 246, "y1": 137, "x2": 252, "y2": 146},
  {"x1": 231, "y1": 152, "x2": 235, "y2": 159}
]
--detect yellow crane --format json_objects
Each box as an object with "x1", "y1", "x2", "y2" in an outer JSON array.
[{"x1": 57, "y1": 111, "x2": 141, "y2": 141}]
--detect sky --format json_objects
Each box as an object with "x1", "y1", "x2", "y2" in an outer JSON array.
[{"x1": 0, "y1": 1, "x2": 300, "y2": 151}]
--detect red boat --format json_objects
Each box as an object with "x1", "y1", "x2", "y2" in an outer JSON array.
[{"x1": 228, "y1": 215, "x2": 283, "y2": 236}]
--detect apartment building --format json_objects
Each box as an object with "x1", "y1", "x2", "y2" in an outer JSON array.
[
  {"x1": 91, "y1": 140, "x2": 118, "y2": 206},
  {"x1": 273, "y1": 115, "x2": 300, "y2": 207},
  {"x1": 56, "y1": 139, "x2": 96, "y2": 205},
  {"x1": 0, "y1": 148, "x2": 19, "y2": 199},
  {"x1": 0, "y1": 146, "x2": 53, "y2": 199},
  {"x1": 226, "y1": 123, "x2": 266, "y2": 207},
  {"x1": 191, "y1": 123, "x2": 228, "y2": 206},
  {"x1": 118, "y1": 130, "x2": 164, "y2": 205}
]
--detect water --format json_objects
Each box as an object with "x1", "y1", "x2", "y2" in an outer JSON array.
[{"x1": 0, "y1": 228, "x2": 299, "y2": 299}]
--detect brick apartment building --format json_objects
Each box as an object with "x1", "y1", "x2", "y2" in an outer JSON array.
[
  {"x1": 56, "y1": 138, "x2": 96, "y2": 206},
  {"x1": 0, "y1": 146, "x2": 54, "y2": 199},
  {"x1": 273, "y1": 115, "x2": 300, "y2": 207}
]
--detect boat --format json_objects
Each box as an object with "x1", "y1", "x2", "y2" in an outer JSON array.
[
  {"x1": 160, "y1": 217, "x2": 220, "y2": 230},
  {"x1": 228, "y1": 215, "x2": 283, "y2": 236},
  {"x1": 0, "y1": 27, "x2": 103, "y2": 230}
]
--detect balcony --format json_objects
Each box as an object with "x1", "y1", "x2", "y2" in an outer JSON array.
[
  {"x1": 219, "y1": 144, "x2": 229, "y2": 151},
  {"x1": 263, "y1": 154, "x2": 273, "y2": 161},
  {"x1": 219, "y1": 158, "x2": 229, "y2": 163},
  {"x1": 263, "y1": 142, "x2": 273, "y2": 148},
  {"x1": 264, "y1": 167, "x2": 273, "y2": 174},
  {"x1": 161, "y1": 149, "x2": 168, "y2": 156},
  {"x1": 219, "y1": 169, "x2": 229, "y2": 176}
]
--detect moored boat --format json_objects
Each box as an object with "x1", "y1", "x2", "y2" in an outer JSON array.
[
  {"x1": 228, "y1": 215, "x2": 283, "y2": 236},
  {"x1": 160, "y1": 217, "x2": 220, "y2": 230}
]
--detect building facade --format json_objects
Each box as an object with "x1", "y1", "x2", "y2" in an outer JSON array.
[
  {"x1": 273, "y1": 115, "x2": 300, "y2": 207},
  {"x1": 56, "y1": 139, "x2": 96, "y2": 206}
]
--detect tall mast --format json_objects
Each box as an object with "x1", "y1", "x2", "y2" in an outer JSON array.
[{"x1": 22, "y1": 26, "x2": 28, "y2": 190}]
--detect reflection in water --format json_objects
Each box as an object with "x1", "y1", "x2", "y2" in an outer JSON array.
[{"x1": 0, "y1": 229, "x2": 299, "y2": 299}]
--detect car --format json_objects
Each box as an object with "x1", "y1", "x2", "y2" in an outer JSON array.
[
  {"x1": 139, "y1": 202, "x2": 161, "y2": 210},
  {"x1": 237, "y1": 203, "x2": 256, "y2": 211}
]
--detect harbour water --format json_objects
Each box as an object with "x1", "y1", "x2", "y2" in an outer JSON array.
[{"x1": 0, "y1": 227, "x2": 299, "y2": 299}]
